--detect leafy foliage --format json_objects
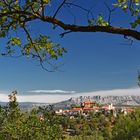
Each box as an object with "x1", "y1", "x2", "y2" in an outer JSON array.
[
  {"x1": 0, "y1": 0, "x2": 140, "y2": 70},
  {"x1": 88, "y1": 15, "x2": 109, "y2": 27},
  {"x1": 112, "y1": 109, "x2": 140, "y2": 140},
  {"x1": 114, "y1": 0, "x2": 140, "y2": 28},
  {"x1": 0, "y1": 0, "x2": 67, "y2": 71}
]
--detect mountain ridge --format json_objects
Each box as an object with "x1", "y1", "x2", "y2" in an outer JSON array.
[
  {"x1": 53, "y1": 95, "x2": 140, "y2": 109},
  {"x1": 1, "y1": 95, "x2": 140, "y2": 110}
]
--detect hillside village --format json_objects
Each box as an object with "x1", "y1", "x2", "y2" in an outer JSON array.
[
  {"x1": 54, "y1": 100, "x2": 136, "y2": 137},
  {"x1": 55, "y1": 100, "x2": 135, "y2": 117}
]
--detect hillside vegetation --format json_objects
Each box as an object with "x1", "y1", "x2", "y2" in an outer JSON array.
[{"x1": 0, "y1": 91, "x2": 140, "y2": 140}]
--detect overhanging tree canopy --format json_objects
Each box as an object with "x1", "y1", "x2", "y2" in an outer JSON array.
[{"x1": 0, "y1": 0, "x2": 140, "y2": 71}]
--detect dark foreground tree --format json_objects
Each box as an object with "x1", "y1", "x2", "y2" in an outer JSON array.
[
  {"x1": 0, "y1": 0, "x2": 140, "y2": 70},
  {"x1": 0, "y1": 91, "x2": 64, "y2": 140}
]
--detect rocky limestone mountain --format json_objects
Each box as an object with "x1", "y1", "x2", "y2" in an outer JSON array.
[{"x1": 53, "y1": 95, "x2": 140, "y2": 109}]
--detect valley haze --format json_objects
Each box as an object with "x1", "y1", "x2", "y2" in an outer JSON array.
[{"x1": 0, "y1": 87, "x2": 140, "y2": 103}]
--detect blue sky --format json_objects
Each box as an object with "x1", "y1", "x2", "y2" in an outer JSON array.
[
  {"x1": 0, "y1": 31, "x2": 140, "y2": 93},
  {"x1": 0, "y1": 1, "x2": 140, "y2": 102}
]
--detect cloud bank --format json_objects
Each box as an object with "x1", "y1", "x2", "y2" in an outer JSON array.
[
  {"x1": 28, "y1": 89, "x2": 76, "y2": 95},
  {"x1": 80, "y1": 87, "x2": 140, "y2": 97},
  {"x1": 0, "y1": 87, "x2": 140, "y2": 103}
]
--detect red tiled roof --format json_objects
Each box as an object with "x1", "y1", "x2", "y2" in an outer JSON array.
[
  {"x1": 84, "y1": 101, "x2": 95, "y2": 104},
  {"x1": 83, "y1": 107, "x2": 99, "y2": 110}
]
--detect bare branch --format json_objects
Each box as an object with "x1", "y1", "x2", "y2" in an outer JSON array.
[
  {"x1": 60, "y1": 31, "x2": 72, "y2": 38},
  {"x1": 104, "y1": 2, "x2": 117, "y2": 25},
  {"x1": 41, "y1": 0, "x2": 45, "y2": 17},
  {"x1": 22, "y1": 25, "x2": 52, "y2": 72},
  {"x1": 65, "y1": 2, "x2": 89, "y2": 12},
  {"x1": 65, "y1": 2, "x2": 94, "y2": 21},
  {"x1": 124, "y1": 35, "x2": 134, "y2": 45},
  {"x1": 64, "y1": 5, "x2": 76, "y2": 24},
  {"x1": 53, "y1": 0, "x2": 67, "y2": 18}
]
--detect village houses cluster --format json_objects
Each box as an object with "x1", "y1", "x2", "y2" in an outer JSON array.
[{"x1": 55, "y1": 101, "x2": 135, "y2": 117}]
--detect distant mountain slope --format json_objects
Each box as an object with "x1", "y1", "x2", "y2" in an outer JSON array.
[
  {"x1": 53, "y1": 95, "x2": 140, "y2": 109},
  {"x1": 1, "y1": 95, "x2": 140, "y2": 110},
  {"x1": 0, "y1": 102, "x2": 49, "y2": 110}
]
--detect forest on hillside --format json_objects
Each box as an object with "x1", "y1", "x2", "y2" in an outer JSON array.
[{"x1": 0, "y1": 91, "x2": 140, "y2": 140}]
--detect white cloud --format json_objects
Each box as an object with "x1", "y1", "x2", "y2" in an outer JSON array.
[
  {"x1": 0, "y1": 87, "x2": 140, "y2": 103},
  {"x1": 78, "y1": 87, "x2": 140, "y2": 97},
  {"x1": 0, "y1": 94, "x2": 9, "y2": 102},
  {"x1": 0, "y1": 91, "x2": 10, "y2": 102},
  {"x1": 17, "y1": 95, "x2": 70, "y2": 103},
  {"x1": 28, "y1": 89, "x2": 76, "y2": 94}
]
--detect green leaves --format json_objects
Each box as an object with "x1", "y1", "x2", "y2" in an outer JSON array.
[
  {"x1": 8, "y1": 37, "x2": 21, "y2": 46},
  {"x1": 0, "y1": 0, "x2": 66, "y2": 71},
  {"x1": 138, "y1": 70, "x2": 140, "y2": 86},
  {"x1": 130, "y1": 17, "x2": 140, "y2": 28},
  {"x1": 114, "y1": 0, "x2": 140, "y2": 6},
  {"x1": 97, "y1": 15, "x2": 109, "y2": 26},
  {"x1": 1, "y1": 0, "x2": 140, "y2": 71},
  {"x1": 42, "y1": 0, "x2": 50, "y2": 4},
  {"x1": 133, "y1": 0, "x2": 140, "y2": 5},
  {"x1": 113, "y1": 0, "x2": 140, "y2": 28},
  {"x1": 112, "y1": 109, "x2": 140, "y2": 140},
  {"x1": 88, "y1": 15, "x2": 109, "y2": 26},
  {"x1": 22, "y1": 35, "x2": 67, "y2": 61}
]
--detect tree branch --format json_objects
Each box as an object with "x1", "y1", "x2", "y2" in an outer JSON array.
[
  {"x1": 41, "y1": 16, "x2": 140, "y2": 40},
  {"x1": 104, "y1": 2, "x2": 117, "y2": 25},
  {"x1": 1, "y1": 11, "x2": 140, "y2": 40},
  {"x1": 65, "y1": 2, "x2": 89, "y2": 12},
  {"x1": 60, "y1": 31, "x2": 72, "y2": 37},
  {"x1": 22, "y1": 26, "x2": 53, "y2": 72},
  {"x1": 53, "y1": 0, "x2": 67, "y2": 18}
]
